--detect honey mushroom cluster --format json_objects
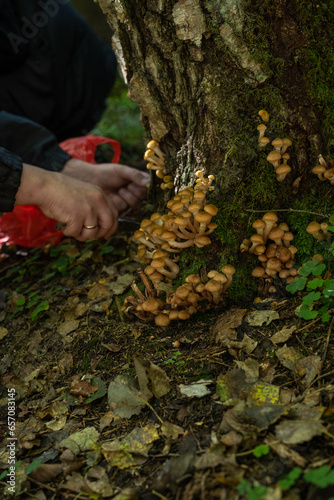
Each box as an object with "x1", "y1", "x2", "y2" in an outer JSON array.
[
  {"x1": 256, "y1": 109, "x2": 293, "y2": 182},
  {"x1": 143, "y1": 140, "x2": 174, "y2": 190},
  {"x1": 124, "y1": 265, "x2": 235, "y2": 327},
  {"x1": 312, "y1": 155, "x2": 334, "y2": 185},
  {"x1": 124, "y1": 172, "x2": 235, "y2": 325},
  {"x1": 306, "y1": 218, "x2": 333, "y2": 240},
  {"x1": 241, "y1": 211, "x2": 299, "y2": 284},
  {"x1": 132, "y1": 171, "x2": 218, "y2": 290}
]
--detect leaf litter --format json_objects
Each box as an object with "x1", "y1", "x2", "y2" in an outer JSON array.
[{"x1": 0, "y1": 236, "x2": 334, "y2": 499}]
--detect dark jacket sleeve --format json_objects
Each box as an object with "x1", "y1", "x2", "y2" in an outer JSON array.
[
  {"x1": 0, "y1": 111, "x2": 71, "y2": 212},
  {"x1": 0, "y1": 147, "x2": 22, "y2": 212},
  {"x1": 0, "y1": 111, "x2": 71, "y2": 171}
]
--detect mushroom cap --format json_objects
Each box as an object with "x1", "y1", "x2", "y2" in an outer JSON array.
[
  {"x1": 188, "y1": 202, "x2": 201, "y2": 213},
  {"x1": 251, "y1": 267, "x2": 266, "y2": 278},
  {"x1": 153, "y1": 250, "x2": 169, "y2": 259},
  {"x1": 161, "y1": 231, "x2": 177, "y2": 240},
  {"x1": 207, "y1": 270, "x2": 218, "y2": 279},
  {"x1": 147, "y1": 140, "x2": 159, "y2": 150},
  {"x1": 173, "y1": 216, "x2": 188, "y2": 227},
  {"x1": 178, "y1": 310, "x2": 190, "y2": 320},
  {"x1": 266, "y1": 151, "x2": 281, "y2": 164},
  {"x1": 155, "y1": 314, "x2": 170, "y2": 326},
  {"x1": 170, "y1": 201, "x2": 184, "y2": 213},
  {"x1": 187, "y1": 292, "x2": 200, "y2": 304},
  {"x1": 252, "y1": 219, "x2": 266, "y2": 232},
  {"x1": 204, "y1": 204, "x2": 218, "y2": 216},
  {"x1": 282, "y1": 231, "x2": 294, "y2": 243},
  {"x1": 282, "y1": 138, "x2": 292, "y2": 148},
  {"x1": 250, "y1": 234, "x2": 265, "y2": 244},
  {"x1": 278, "y1": 222, "x2": 289, "y2": 232},
  {"x1": 185, "y1": 274, "x2": 201, "y2": 285},
  {"x1": 258, "y1": 109, "x2": 270, "y2": 122},
  {"x1": 156, "y1": 169, "x2": 164, "y2": 179},
  {"x1": 194, "y1": 235, "x2": 211, "y2": 247},
  {"x1": 142, "y1": 299, "x2": 160, "y2": 313},
  {"x1": 254, "y1": 244, "x2": 266, "y2": 255},
  {"x1": 193, "y1": 191, "x2": 206, "y2": 201},
  {"x1": 221, "y1": 264, "x2": 236, "y2": 276},
  {"x1": 175, "y1": 286, "x2": 190, "y2": 299},
  {"x1": 276, "y1": 164, "x2": 291, "y2": 175},
  {"x1": 306, "y1": 221, "x2": 321, "y2": 234},
  {"x1": 324, "y1": 168, "x2": 334, "y2": 179},
  {"x1": 169, "y1": 310, "x2": 180, "y2": 321},
  {"x1": 150, "y1": 258, "x2": 166, "y2": 270},
  {"x1": 272, "y1": 138, "x2": 284, "y2": 149},
  {"x1": 275, "y1": 246, "x2": 291, "y2": 263},
  {"x1": 140, "y1": 219, "x2": 152, "y2": 230},
  {"x1": 259, "y1": 137, "x2": 270, "y2": 147},
  {"x1": 134, "y1": 229, "x2": 145, "y2": 239},
  {"x1": 312, "y1": 253, "x2": 323, "y2": 262},
  {"x1": 266, "y1": 257, "x2": 282, "y2": 270},
  {"x1": 205, "y1": 279, "x2": 222, "y2": 293},
  {"x1": 150, "y1": 271, "x2": 164, "y2": 281},
  {"x1": 195, "y1": 212, "x2": 212, "y2": 224},
  {"x1": 268, "y1": 228, "x2": 284, "y2": 241},
  {"x1": 262, "y1": 212, "x2": 279, "y2": 224},
  {"x1": 257, "y1": 124, "x2": 267, "y2": 133}
]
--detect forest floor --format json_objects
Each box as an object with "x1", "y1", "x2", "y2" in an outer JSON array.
[{"x1": 0, "y1": 218, "x2": 334, "y2": 500}]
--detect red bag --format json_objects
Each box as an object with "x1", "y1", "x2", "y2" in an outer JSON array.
[{"x1": 0, "y1": 135, "x2": 121, "y2": 248}]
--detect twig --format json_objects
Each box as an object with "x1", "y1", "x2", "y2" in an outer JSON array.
[
  {"x1": 246, "y1": 208, "x2": 330, "y2": 217},
  {"x1": 145, "y1": 400, "x2": 164, "y2": 424},
  {"x1": 320, "y1": 317, "x2": 333, "y2": 375},
  {"x1": 152, "y1": 491, "x2": 169, "y2": 500},
  {"x1": 115, "y1": 297, "x2": 124, "y2": 323}
]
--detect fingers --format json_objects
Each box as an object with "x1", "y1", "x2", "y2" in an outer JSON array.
[{"x1": 111, "y1": 164, "x2": 150, "y2": 188}]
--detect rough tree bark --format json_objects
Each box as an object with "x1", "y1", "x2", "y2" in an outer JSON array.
[{"x1": 97, "y1": 0, "x2": 334, "y2": 277}]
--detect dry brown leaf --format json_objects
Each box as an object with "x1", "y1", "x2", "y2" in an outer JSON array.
[
  {"x1": 30, "y1": 463, "x2": 64, "y2": 483},
  {"x1": 87, "y1": 283, "x2": 111, "y2": 300},
  {"x1": 244, "y1": 309, "x2": 279, "y2": 326},
  {"x1": 264, "y1": 433, "x2": 308, "y2": 467},
  {"x1": 70, "y1": 381, "x2": 99, "y2": 397},
  {"x1": 270, "y1": 325, "x2": 297, "y2": 344},
  {"x1": 58, "y1": 319, "x2": 79, "y2": 336},
  {"x1": 275, "y1": 419, "x2": 325, "y2": 444},
  {"x1": 213, "y1": 308, "x2": 247, "y2": 343}
]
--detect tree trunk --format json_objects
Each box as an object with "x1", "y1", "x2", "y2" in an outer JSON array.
[{"x1": 98, "y1": 0, "x2": 334, "y2": 288}]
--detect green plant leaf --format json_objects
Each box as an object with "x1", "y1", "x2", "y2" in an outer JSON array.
[
  {"x1": 304, "y1": 465, "x2": 334, "y2": 488},
  {"x1": 307, "y1": 278, "x2": 324, "y2": 290},
  {"x1": 286, "y1": 277, "x2": 307, "y2": 293},
  {"x1": 253, "y1": 444, "x2": 270, "y2": 457},
  {"x1": 279, "y1": 467, "x2": 302, "y2": 490},
  {"x1": 303, "y1": 291, "x2": 321, "y2": 305},
  {"x1": 15, "y1": 297, "x2": 26, "y2": 306},
  {"x1": 31, "y1": 300, "x2": 49, "y2": 320},
  {"x1": 85, "y1": 377, "x2": 107, "y2": 404},
  {"x1": 26, "y1": 459, "x2": 42, "y2": 475},
  {"x1": 312, "y1": 263, "x2": 326, "y2": 275},
  {"x1": 298, "y1": 304, "x2": 318, "y2": 320}
]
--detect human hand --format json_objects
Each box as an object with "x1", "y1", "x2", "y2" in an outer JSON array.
[
  {"x1": 16, "y1": 164, "x2": 119, "y2": 241},
  {"x1": 61, "y1": 159, "x2": 150, "y2": 213}
]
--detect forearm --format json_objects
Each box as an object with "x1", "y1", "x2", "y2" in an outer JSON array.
[{"x1": 14, "y1": 163, "x2": 50, "y2": 207}]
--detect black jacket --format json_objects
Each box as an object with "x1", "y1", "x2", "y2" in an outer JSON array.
[{"x1": 0, "y1": 0, "x2": 117, "y2": 211}]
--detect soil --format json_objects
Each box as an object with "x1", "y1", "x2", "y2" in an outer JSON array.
[{"x1": 0, "y1": 225, "x2": 334, "y2": 500}]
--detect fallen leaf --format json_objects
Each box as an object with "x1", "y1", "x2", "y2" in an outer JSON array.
[
  {"x1": 275, "y1": 419, "x2": 325, "y2": 444},
  {"x1": 161, "y1": 421, "x2": 184, "y2": 440},
  {"x1": 107, "y1": 375, "x2": 148, "y2": 418},
  {"x1": 0, "y1": 327, "x2": 8, "y2": 340},
  {"x1": 134, "y1": 357, "x2": 170, "y2": 399},
  {"x1": 70, "y1": 381, "x2": 99, "y2": 397},
  {"x1": 107, "y1": 274, "x2": 134, "y2": 295},
  {"x1": 102, "y1": 424, "x2": 159, "y2": 469},
  {"x1": 248, "y1": 381, "x2": 280, "y2": 406},
  {"x1": 45, "y1": 415, "x2": 67, "y2": 431},
  {"x1": 58, "y1": 320, "x2": 79, "y2": 336},
  {"x1": 85, "y1": 377, "x2": 107, "y2": 404},
  {"x1": 213, "y1": 308, "x2": 247, "y2": 343},
  {"x1": 276, "y1": 345, "x2": 303, "y2": 371},
  {"x1": 87, "y1": 283, "x2": 111, "y2": 300},
  {"x1": 244, "y1": 310, "x2": 279, "y2": 326},
  {"x1": 270, "y1": 325, "x2": 297, "y2": 344},
  {"x1": 30, "y1": 463, "x2": 64, "y2": 482},
  {"x1": 59, "y1": 426, "x2": 100, "y2": 454},
  {"x1": 179, "y1": 379, "x2": 212, "y2": 398},
  {"x1": 265, "y1": 433, "x2": 307, "y2": 467}
]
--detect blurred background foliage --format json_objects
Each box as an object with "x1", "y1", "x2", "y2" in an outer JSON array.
[{"x1": 71, "y1": 0, "x2": 146, "y2": 168}]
